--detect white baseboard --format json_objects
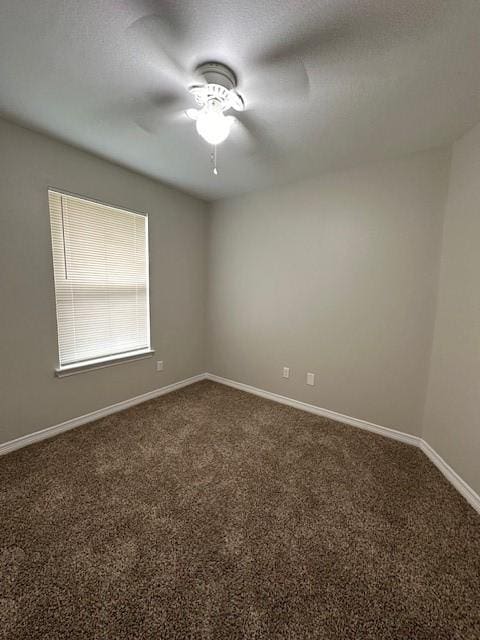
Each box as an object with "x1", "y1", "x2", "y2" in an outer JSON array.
[
  {"x1": 2, "y1": 370, "x2": 479, "y2": 516},
  {"x1": 420, "y1": 440, "x2": 480, "y2": 514},
  {"x1": 206, "y1": 373, "x2": 480, "y2": 515},
  {"x1": 0, "y1": 373, "x2": 207, "y2": 457},
  {"x1": 205, "y1": 373, "x2": 420, "y2": 447}
]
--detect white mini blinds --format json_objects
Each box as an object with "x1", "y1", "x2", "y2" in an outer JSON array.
[{"x1": 48, "y1": 190, "x2": 151, "y2": 370}]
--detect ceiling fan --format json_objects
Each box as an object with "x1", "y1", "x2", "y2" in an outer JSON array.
[
  {"x1": 127, "y1": 14, "x2": 310, "y2": 174},
  {"x1": 185, "y1": 62, "x2": 245, "y2": 147}
]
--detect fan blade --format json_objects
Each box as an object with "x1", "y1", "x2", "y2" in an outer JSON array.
[
  {"x1": 228, "y1": 117, "x2": 255, "y2": 152},
  {"x1": 127, "y1": 14, "x2": 192, "y2": 86},
  {"x1": 255, "y1": 23, "x2": 341, "y2": 69},
  {"x1": 248, "y1": 0, "x2": 445, "y2": 108},
  {"x1": 246, "y1": 58, "x2": 310, "y2": 109},
  {"x1": 230, "y1": 92, "x2": 245, "y2": 112},
  {"x1": 136, "y1": 109, "x2": 191, "y2": 134},
  {"x1": 230, "y1": 113, "x2": 278, "y2": 159},
  {"x1": 134, "y1": 91, "x2": 194, "y2": 134},
  {"x1": 185, "y1": 108, "x2": 201, "y2": 121},
  {"x1": 254, "y1": 1, "x2": 443, "y2": 71}
]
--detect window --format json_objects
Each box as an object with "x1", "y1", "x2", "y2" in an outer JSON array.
[{"x1": 48, "y1": 190, "x2": 152, "y2": 375}]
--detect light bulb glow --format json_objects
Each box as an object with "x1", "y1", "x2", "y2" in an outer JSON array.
[{"x1": 195, "y1": 110, "x2": 232, "y2": 145}]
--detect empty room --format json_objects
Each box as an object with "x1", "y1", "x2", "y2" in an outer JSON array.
[{"x1": 1, "y1": 1, "x2": 479, "y2": 638}]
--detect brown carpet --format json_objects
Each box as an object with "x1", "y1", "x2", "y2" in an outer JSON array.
[{"x1": 0, "y1": 380, "x2": 479, "y2": 639}]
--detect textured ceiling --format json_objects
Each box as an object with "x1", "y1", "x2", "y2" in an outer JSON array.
[{"x1": 0, "y1": 1, "x2": 479, "y2": 200}]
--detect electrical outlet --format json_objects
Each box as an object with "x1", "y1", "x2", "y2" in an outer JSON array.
[
  {"x1": 156, "y1": 360, "x2": 164, "y2": 372},
  {"x1": 282, "y1": 367, "x2": 290, "y2": 379},
  {"x1": 307, "y1": 372, "x2": 315, "y2": 386}
]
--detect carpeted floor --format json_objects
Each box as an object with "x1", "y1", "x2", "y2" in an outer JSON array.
[{"x1": 0, "y1": 381, "x2": 479, "y2": 639}]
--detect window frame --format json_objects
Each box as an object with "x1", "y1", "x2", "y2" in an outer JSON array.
[{"x1": 48, "y1": 188, "x2": 154, "y2": 377}]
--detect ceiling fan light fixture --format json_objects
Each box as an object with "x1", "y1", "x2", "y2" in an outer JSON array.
[{"x1": 195, "y1": 110, "x2": 233, "y2": 145}]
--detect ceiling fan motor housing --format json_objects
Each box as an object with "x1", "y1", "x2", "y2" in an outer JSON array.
[
  {"x1": 189, "y1": 62, "x2": 244, "y2": 112},
  {"x1": 195, "y1": 62, "x2": 237, "y2": 90}
]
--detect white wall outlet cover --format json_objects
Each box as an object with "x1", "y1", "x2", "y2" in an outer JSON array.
[
  {"x1": 156, "y1": 361, "x2": 164, "y2": 372},
  {"x1": 307, "y1": 372, "x2": 315, "y2": 386},
  {"x1": 282, "y1": 367, "x2": 290, "y2": 378}
]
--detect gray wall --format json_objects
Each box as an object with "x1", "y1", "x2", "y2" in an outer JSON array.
[
  {"x1": 423, "y1": 122, "x2": 480, "y2": 495},
  {"x1": 2, "y1": 114, "x2": 477, "y2": 499},
  {"x1": 0, "y1": 118, "x2": 208, "y2": 444},
  {"x1": 207, "y1": 150, "x2": 451, "y2": 436}
]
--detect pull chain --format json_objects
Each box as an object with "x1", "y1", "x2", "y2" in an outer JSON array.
[{"x1": 210, "y1": 145, "x2": 218, "y2": 176}]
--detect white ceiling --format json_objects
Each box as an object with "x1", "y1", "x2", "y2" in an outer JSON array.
[{"x1": 0, "y1": 1, "x2": 479, "y2": 200}]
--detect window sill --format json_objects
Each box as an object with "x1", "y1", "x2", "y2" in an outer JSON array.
[{"x1": 55, "y1": 349, "x2": 155, "y2": 378}]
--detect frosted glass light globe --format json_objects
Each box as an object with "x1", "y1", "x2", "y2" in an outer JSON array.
[{"x1": 196, "y1": 111, "x2": 232, "y2": 145}]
